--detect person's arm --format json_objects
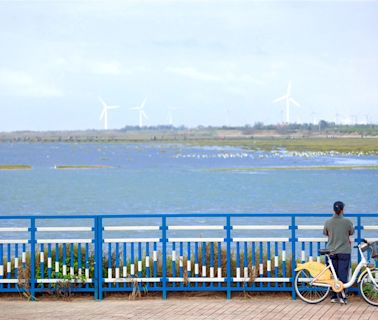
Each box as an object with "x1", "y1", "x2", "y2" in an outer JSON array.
[
  {"x1": 349, "y1": 221, "x2": 354, "y2": 236},
  {"x1": 323, "y1": 222, "x2": 328, "y2": 236}
]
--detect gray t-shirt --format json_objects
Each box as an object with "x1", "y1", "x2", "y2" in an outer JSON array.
[{"x1": 323, "y1": 214, "x2": 354, "y2": 254}]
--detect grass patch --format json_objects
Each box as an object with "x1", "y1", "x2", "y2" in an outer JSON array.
[
  {"x1": 0, "y1": 165, "x2": 32, "y2": 170},
  {"x1": 55, "y1": 165, "x2": 113, "y2": 169},
  {"x1": 185, "y1": 138, "x2": 378, "y2": 153},
  {"x1": 210, "y1": 165, "x2": 378, "y2": 172}
]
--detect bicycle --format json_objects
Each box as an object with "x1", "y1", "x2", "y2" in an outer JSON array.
[{"x1": 294, "y1": 239, "x2": 378, "y2": 306}]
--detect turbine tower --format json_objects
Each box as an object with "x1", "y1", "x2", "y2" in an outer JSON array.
[
  {"x1": 99, "y1": 97, "x2": 120, "y2": 130},
  {"x1": 167, "y1": 107, "x2": 180, "y2": 126},
  {"x1": 130, "y1": 98, "x2": 148, "y2": 127},
  {"x1": 273, "y1": 81, "x2": 300, "y2": 123}
]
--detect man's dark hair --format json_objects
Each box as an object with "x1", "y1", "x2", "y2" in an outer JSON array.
[{"x1": 333, "y1": 201, "x2": 345, "y2": 215}]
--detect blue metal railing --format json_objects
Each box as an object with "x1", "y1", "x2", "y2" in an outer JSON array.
[{"x1": 0, "y1": 213, "x2": 377, "y2": 300}]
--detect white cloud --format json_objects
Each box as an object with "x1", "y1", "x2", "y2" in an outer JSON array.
[
  {"x1": 166, "y1": 66, "x2": 265, "y2": 86},
  {"x1": 54, "y1": 56, "x2": 124, "y2": 76},
  {"x1": 88, "y1": 61, "x2": 122, "y2": 75},
  {"x1": 0, "y1": 69, "x2": 63, "y2": 97},
  {"x1": 166, "y1": 67, "x2": 221, "y2": 82}
]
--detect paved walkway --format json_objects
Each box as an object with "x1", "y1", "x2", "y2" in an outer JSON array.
[{"x1": 0, "y1": 296, "x2": 377, "y2": 320}]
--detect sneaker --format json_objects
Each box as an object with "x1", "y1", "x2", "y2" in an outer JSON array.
[
  {"x1": 331, "y1": 298, "x2": 338, "y2": 303},
  {"x1": 339, "y1": 298, "x2": 348, "y2": 304}
]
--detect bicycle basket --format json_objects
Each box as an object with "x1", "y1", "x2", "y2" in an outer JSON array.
[{"x1": 371, "y1": 241, "x2": 378, "y2": 259}]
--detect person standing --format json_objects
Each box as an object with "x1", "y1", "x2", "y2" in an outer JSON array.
[{"x1": 323, "y1": 201, "x2": 354, "y2": 304}]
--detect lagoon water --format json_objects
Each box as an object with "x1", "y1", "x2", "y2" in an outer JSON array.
[{"x1": 1, "y1": 143, "x2": 378, "y2": 218}]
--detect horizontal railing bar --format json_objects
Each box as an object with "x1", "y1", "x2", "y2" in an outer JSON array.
[
  {"x1": 104, "y1": 278, "x2": 160, "y2": 283},
  {"x1": 168, "y1": 277, "x2": 225, "y2": 282},
  {"x1": 233, "y1": 237, "x2": 289, "y2": 242},
  {"x1": 363, "y1": 226, "x2": 378, "y2": 230},
  {"x1": 168, "y1": 226, "x2": 224, "y2": 230},
  {"x1": 297, "y1": 225, "x2": 323, "y2": 230},
  {"x1": 233, "y1": 277, "x2": 291, "y2": 282},
  {"x1": 0, "y1": 227, "x2": 28, "y2": 232},
  {"x1": 233, "y1": 225, "x2": 289, "y2": 230},
  {"x1": 168, "y1": 238, "x2": 225, "y2": 242},
  {"x1": 37, "y1": 279, "x2": 93, "y2": 284},
  {"x1": 0, "y1": 279, "x2": 19, "y2": 284},
  {"x1": 37, "y1": 227, "x2": 93, "y2": 232},
  {"x1": 298, "y1": 237, "x2": 328, "y2": 242},
  {"x1": 36, "y1": 239, "x2": 93, "y2": 244},
  {"x1": 1, "y1": 213, "x2": 377, "y2": 220},
  {"x1": 0, "y1": 239, "x2": 28, "y2": 244},
  {"x1": 104, "y1": 226, "x2": 160, "y2": 231},
  {"x1": 104, "y1": 238, "x2": 160, "y2": 243},
  {"x1": 365, "y1": 237, "x2": 378, "y2": 241}
]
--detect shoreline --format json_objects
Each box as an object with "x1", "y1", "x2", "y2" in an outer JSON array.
[{"x1": 0, "y1": 137, "x2": 378, "y2": 154}]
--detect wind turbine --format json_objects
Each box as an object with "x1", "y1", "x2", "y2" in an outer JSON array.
[
  {"x1": 167, "y1": 107, "x2": 180, "y2": 126},
  {"x1": 130, "y1": 98, "x2": 148, "y2": 127},
  {"x1": 224, "y1": 107, "x2": 231, "y2": 127},
  {"x1": 99, "y1": 97, "x2": 120, "y2": 130},
  {"x1": 273, "y1": 81, "x2": 300, "y2": 123}
]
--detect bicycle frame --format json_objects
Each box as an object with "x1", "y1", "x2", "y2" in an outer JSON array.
[{"x1": 310, "y1": 245, "x2": 378, "y2": 289}]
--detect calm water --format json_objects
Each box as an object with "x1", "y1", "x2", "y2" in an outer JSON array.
[{"x1": 0, "y1": 143, "x2": 378, "y2": 217}]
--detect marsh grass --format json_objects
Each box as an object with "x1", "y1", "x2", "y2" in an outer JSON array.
[
  {"x1": 55, "y1": 165, "x2": 112, "y2": 169},
  {"x1": 210, "y1": 165, "x2": 378, "y2": 172},
  {"x1": 0, "y1": 165, "x2": 32, "y2": 170}
]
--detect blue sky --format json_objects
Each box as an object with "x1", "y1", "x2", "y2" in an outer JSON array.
[{"x1": 0, "y1": 0, "x2": 377, "y2": 131}]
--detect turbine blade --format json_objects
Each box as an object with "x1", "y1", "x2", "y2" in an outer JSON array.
[
  {"x1": 290, "y1": 98, "x2": 300, "y2": 107},
  {"x1": 287, "y1": 81, "x2": 292, "y2": 96},
  {"x1": 99, "y1": 108, "x2": 106, "y2": 120},
  {"x1": 273, "y1": 95, "x2": 287, "y2": 103},
  {"x1": 141, "y1": 97, "x2": 147, "y2": 109},
  {"x1": 107, "y1": 105, "x2": 120, "y2": 110},
  {"x1": 98, "y1": 96, "x2": 107, "y2": 107},
  {"x1": 142, "y1": 110, "x2": 148, "y2": 120}
]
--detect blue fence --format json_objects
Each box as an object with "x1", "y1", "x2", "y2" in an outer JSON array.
[{"x1": 0, "y1": 213, "x2": 377, "y2": 300}]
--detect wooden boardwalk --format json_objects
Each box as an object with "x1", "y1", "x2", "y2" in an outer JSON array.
[{"x1": 0, "y1": 296, "x2": 377, "y2": 320}]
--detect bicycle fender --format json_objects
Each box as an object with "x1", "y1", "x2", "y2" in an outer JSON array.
[
  {"x1": 295, "y1": 263, "x2": 306, "y2": 272},
  {"x1": 357, "y1": 268, "x2": 375, "y2": 283}
]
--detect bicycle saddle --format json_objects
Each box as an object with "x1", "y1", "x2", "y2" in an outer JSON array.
[{"x1": 319, "y1": 249, "x2": 331, "y2": 255}]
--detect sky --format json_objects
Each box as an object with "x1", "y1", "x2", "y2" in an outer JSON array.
[{"x1": 0, "y1": 0, "x2": 377, "y2": 131}]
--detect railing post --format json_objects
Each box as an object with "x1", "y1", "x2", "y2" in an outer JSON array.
[
  {"x1": 94, "y1": 216, "x2": 103, "y2": 300},
  {"x1": 290, "y1": 216, "x2": 297, "y2": 300},
  {"x1": 162, "y1": 216, "x2": 167, "y2": 299},
  {"x1": 30, "y1": 218, "x2": 36, "y2": 301},
  {"x1": 356, "y1": 216, "x2": 362, "y2": 262},
  {"x1": 226, "y1": 215, "x2": 232, "y2": 299}
]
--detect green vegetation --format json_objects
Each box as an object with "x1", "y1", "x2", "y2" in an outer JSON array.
[
  {"x1": 0, "y1": 165, "x2": 32, "y2": 170},
  {"x1": 185, "y1": 137, "x2": 378, "y2": 153},
  {"x1": 1, "y1": 126, "x2": 378, "y2": 153},
  {"x1": 55, "y1": 165, "x2": 113, "y2": 169},
  {"x1": 210, "y1": 165, "x2": 378, "y2": 172}
]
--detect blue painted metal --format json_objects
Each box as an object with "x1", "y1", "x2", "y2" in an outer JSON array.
[
  {"x1": 161, "y1": 216, "x2": 167, "y2": 299},
  {"x1": 0, "y1": 213, "x2": 376, "y2": 300},
  {"x1": 30, "y1": 218, "x2": 36, "y2": 300},
  {"x1": 290, "y1": 216, "x2": 297, "y2": 300},
  {"x1": 226, "y1": 215, "x2": 231, "y2": 299}
]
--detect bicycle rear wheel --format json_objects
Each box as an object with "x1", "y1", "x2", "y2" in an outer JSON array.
[
  {"x1": 360, "y1": 268, "x2": 378, "y2": 306},
  {"x1": 294, "y1": 270, "x2": 330, "y2": 304}
]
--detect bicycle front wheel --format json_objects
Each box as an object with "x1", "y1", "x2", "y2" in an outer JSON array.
[
  {"x1": 294, "y1": 270, "x2": 330, "y2": 304},
  {"x1": 360, "y1": 268, "x2": 378, "y2": 306}
]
